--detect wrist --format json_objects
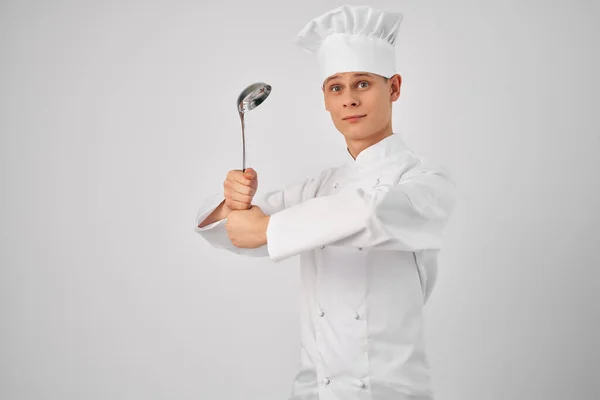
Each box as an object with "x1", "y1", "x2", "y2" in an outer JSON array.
[{"x1": 221, "y1": 202, "x2": 232, "y2": 219}]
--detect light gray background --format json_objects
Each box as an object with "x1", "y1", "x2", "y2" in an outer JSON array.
[{"x1": 1, "y1": 0, "x2": 599, "y2": 399}]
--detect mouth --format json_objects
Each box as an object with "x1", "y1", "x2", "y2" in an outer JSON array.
[{"x1": 343, "y1": 114, "x2": 366, "y2": 121}]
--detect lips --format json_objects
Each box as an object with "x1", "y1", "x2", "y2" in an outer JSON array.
[{"x1": 343, "y1": 114, "x2": 366, "y2": 120}]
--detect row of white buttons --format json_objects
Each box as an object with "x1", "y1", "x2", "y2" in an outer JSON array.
[
  {"x1": 322, "y1": 377, "x2": 367, "y2": 389},
  {"x1": 318, "y1": 309, "x2": 360, "y2": 320},
  {"x1": 320, "y1": 170, "x2": 369, "y2": 392}
]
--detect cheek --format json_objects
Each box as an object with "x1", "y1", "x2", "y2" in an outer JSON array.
[
  {"x1": 364, "y1": 92, "x2": 381, "y2": 106},
  {"x1": 366, "y1": 97, "x2": 389, "y2": 123},
  {"x1": 361, "y1": 95, "x2": 377, "y2": 114},
  {"x1": 326, "y1": 98, "x2": 342, "y2": 114},
  {"x1": 373, "y1": 95, "x2": 390, "y2": 113}
]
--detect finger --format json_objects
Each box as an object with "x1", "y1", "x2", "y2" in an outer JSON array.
[
  {"x1": 226, "y1": 199, "x2": 252, "y2": 210},
  {"x1": 233, "y1": 173, "x2": 254, "y2": 187},
  {"x1": 226, "y1": 171, "x2": 255, "y2": 188},
  {"x1": 250, "y1": 177, "x2": 258, "y2": 190},
  {"x1": 230, "y1": 192, "x2": 253, "y2": 204},
  {"x1": 226, "y1": 170, "x2": 242, "y2": 182},
  {"x1": 226, "y1": 188, "x2": 253, "y2": 203},
  {"x1": 233, "y1": 185, "x2": 256, "y2": 197},
  {"x1": 224, "y1": 178, "x2": 253, "y2": 192}
]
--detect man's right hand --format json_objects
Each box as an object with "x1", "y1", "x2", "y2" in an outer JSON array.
[{"x1": 223, "y1": 168, "x2": 258, "y2": 212}]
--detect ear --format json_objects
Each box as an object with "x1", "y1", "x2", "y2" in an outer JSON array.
[{"x1": 390, "y1": 74, "x2": 402, "y2": 102}]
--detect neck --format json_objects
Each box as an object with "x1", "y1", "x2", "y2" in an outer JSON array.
[{"x1": 346, "y1": 122, "x2": 393, "y2": 160}]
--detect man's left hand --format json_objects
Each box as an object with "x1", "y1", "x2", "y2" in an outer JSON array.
[{"x1": 226, "y1": 205, "x2": 270, "y2": 248}]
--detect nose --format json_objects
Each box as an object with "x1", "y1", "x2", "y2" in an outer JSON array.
[{"x1": 343, "y1": 92, "x2": 360, "y2": 108}]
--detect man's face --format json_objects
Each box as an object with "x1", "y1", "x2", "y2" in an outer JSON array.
[{"x1": 322, "y1": 71, "x2": 401, "y2": 140}]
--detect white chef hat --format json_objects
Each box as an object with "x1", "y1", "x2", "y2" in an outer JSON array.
[{"x1": 295, "y1": 4, "x2": 403, "y2": 85}]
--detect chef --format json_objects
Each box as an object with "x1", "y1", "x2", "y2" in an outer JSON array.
[{"x1": 194, "y1": 4, "x2": 457, "y2": 400}]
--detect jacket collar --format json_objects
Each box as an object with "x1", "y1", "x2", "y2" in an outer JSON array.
[{"x1": 344, "y1": 132, "x2": 406, "y2": 169}]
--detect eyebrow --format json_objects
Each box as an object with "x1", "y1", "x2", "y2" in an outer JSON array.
[{"x1": 323, "y1": 73, "x2": 373, "y2": 87}]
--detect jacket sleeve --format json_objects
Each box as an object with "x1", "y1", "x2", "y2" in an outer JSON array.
[
  {"x1": 266, "y1": 159, "x2": 458, "y2": 262},
  {"x1": 194, "y1": 170, "x2": 328, "y2": 257}
]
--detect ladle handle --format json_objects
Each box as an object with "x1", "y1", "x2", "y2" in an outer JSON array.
[{"x1": 240, "y1": 112, "x2": 246, "y2": 173}]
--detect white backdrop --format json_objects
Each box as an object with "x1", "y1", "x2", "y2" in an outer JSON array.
[{"x1": 1, "y1": 0, "x2": 599, "y2": 399}]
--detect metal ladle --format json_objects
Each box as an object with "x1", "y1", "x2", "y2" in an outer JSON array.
[{"x1": 236, "y1": 82, "x2": 272, "y2": 172}]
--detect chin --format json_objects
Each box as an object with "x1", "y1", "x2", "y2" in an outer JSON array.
[{"x1": 339, "y1": 126, "x2": 371, "y2": 140}]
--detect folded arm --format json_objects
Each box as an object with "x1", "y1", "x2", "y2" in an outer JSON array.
[
  {"x1": 194, "y1": 169, "x2": 331, "y2": 257},
  {"x1": 266, "y1": 161, "x2": 457, "y2": 262}
]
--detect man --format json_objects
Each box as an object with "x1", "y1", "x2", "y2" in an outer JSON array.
[{"x1": 195, "y1": 5, "x2": 457, "y2": 400}]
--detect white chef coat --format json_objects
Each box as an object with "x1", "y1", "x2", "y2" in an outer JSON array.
[{"x1": 194, "y1": 132, "x2": 457, "y2": 400}]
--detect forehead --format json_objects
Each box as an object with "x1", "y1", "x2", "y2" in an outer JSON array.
[{"x1": 322, "y1": 72, "x2": 377, "y2": 86}]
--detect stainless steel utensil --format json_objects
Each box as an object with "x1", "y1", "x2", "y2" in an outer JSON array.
[{"x1": 236, "y1": 82, "x2": 272, "y2": 172}]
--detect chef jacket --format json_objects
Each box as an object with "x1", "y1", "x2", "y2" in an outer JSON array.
[{"x1": 194, "y1": 132, "x2": 457, "y2": 400}]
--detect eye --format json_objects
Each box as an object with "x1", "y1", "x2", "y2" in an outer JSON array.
[
  {"x1": 330, "y1": 85, "x2": 341, "y2": 92},
  {"x1": 357, "y1": 81, "x2": 369, "y2": 88}
]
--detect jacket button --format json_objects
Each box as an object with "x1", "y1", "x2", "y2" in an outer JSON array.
[
  {"x1": 333, "y1": 182, "x2": 338, "y2": 188},
  {"x1": 357, "y1": 379, "x2": 366, "y2": 389},
  {"x1": 358, "y1": 247, "x2": 363, "y2": 251},
  {"x1": 319, "y1": 310, "x2": 325, "y2": 317},
  {"x1": 322, "y1": 377, "x2": 331, "y2": 385},
  {"x1": 320, "y1": 245, "x2": 325, "y2": 249},
  {"x1": 374, "y1": 177, "x2": 380, "y2": 185},
  {"x1": 354, "y1": 312, "x2": 360, "y2": 320}
]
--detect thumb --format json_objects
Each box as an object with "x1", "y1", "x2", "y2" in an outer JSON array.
[{"x1": 244, "y1": 168, "x2": 256, "y2": 180}]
